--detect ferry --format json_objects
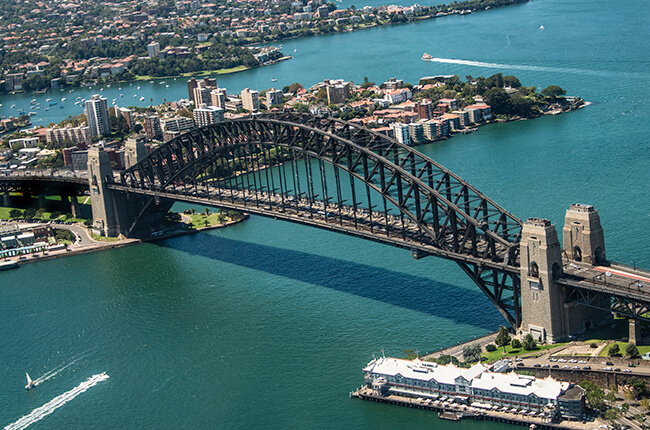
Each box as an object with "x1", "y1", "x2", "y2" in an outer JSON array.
[{"x1": 422, "y1": 52, "x2": 432, "y2": 60}]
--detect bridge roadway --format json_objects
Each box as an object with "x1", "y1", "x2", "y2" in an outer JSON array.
[
  {"x1": 107, "y1": 181, "x2": 520, "y2": 274},
  {"x1": 559, "y1": 262, "x2": 650, "y2": 319}
]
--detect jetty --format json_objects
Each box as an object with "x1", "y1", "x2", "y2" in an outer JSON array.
[{"x1": 350, "y1": 387, "x2": 597, "y2": 429}]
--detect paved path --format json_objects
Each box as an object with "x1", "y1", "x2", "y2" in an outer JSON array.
[{"x1": 423, "y1": 332, "x2": 498, "y2": 361}]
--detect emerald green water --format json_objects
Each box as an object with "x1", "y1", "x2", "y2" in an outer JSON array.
[{"x1": 1, "y1": 0, "x2": 648, "y2": 428}]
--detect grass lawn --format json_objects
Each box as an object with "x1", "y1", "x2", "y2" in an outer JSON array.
[
  {"x1": 187, "y1": 212, "x2": 232, "y2": 228},
  {"x1": 598, "y1": 342, "x2": 650, "y2": 357},
  {"x1": 0, "y1": 203, "x2": 91, "y2": 223},
  {"x1": 481, "y1": 343, "x2": 568, "y2": 363},
  {"x1": 89, "y1": 232, "x2": 120, "y2": 242},
  {"x1": 134, "y1": 66, "x2": 249, "y2": 82}
]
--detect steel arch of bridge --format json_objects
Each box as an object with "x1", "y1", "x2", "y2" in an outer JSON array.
[{"x1": 117, "y1": 113, "x2": 524, "y2": 326}]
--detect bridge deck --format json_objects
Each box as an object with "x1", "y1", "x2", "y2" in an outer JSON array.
[
  {"x1": 560, "y1": 261, "x2": 650, "y2": 301},
  {"x1": 108, "y1": 183, "x2": 520, "y2": 273}
]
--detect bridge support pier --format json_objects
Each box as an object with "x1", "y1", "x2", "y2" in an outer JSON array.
[
  {"x1": 124, "y1": 136, "x2": 148, "y2": 170},
  {"x1": 38, "y1": 194, "x2": 46, "y2": 209},
  {"x1": 561, "y1": 204, "x2": 612, "y2": 334},
  {"x1": 520, "y1": 218, "x2": 565, "y2": 343},
  {"x1": 70, "y1": 195, "x2": 80, "y2": 218},
  {"x1": 562, "y1": 204, "x2": 606, "y2": 265},
  {"x1": 629, "y1": 319, "x2": 641, "y2": 345},
  {"x1": 521, "y1": 205, "x2": 613, "y2": 344},
  {"x1": 2, "y1": 193, "x2": 9, "y2": 207},
  {"x1": 88, "y1": 147, "x2": 122, "y2": 236}
]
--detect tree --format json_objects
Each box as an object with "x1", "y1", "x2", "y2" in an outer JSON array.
[
  {"x1": 580, "y1": 380, "x2": 606, "y2": 411},
  {"x1": 9, "y1": 209, "x2": 22, "y2": 219},
  {"x1": 502, "y1": 75, "x2": 521, "y2": 88},
  {"x1": 639, "y1": 398, "x2": 649, "y2": 410},
  {"x1": 287, "y1": 82, "x2": 304, "y2": 93},
  {"x1": 511, "y1": 339, "x2": 522, "y2": 349},
  {"x1": 626, "y1": 342, "x2": 639, "y2": 358},
  {"x1": 605, "y1": 408, "x2": 620, "y2": 422},
  {"x1": 495, "y1": 326, "x2": 511, "y2": 348},
  {"x1": 541, "y1": 85, "x2": 566, "y2": 102},
  {"x1": 608, "y1": 343, "x2": 621, "y2": 357},
  {"x1": 621, "y1": 403, "x2": 630, "y2": 413},
  {"x1": 626, "y1": 377, "x2": 648, "y2": 398},
  {"x1": 403, "y1": 349, "x2": 419, "y2": 360},
  {"x1": 485, "y1": 344, "x2": 497, "y2": 352},
  {"x1": 462, "y1": 343, "x2": 482, "y2": 363},
  {"x1": 23, "y1": 208, "x2": 37, "y2": 221},
  {"x1": 483, "y1": 87, "x2": 511, "y2": 115},
  {"x1": 523, "y1": 334, "x2": 537, "y2": 351}
]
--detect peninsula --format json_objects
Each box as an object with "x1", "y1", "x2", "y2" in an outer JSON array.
[{"x1": 0, "y1": 0, "x2": 530, "y2": 92}]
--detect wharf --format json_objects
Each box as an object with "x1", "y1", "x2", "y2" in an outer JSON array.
[{"x1": 350, "y1": 387, "x2": 599, "y2": 429}]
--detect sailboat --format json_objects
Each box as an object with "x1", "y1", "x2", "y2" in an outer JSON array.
[{"x1": 25, "y1": 372, "x2": 35, "y2": 390}]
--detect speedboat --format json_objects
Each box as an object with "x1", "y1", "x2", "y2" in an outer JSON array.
[
  {"x1": 140, "y1": 96, "x2": 145, "y2": 101},
  {"x1": 25, "y1": 372, "x2": 35, "y2": 390}
]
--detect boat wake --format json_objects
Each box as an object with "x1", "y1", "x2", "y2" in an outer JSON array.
[
  {"x1": 4, "y1": 373, "x2": 109, "y2": 430},
  {"x1": 32, "y1": 360, "x2": 79, "y2": 387},
  {"x1": 427, "y1": 57, "x2": 649, "y2": 79}
]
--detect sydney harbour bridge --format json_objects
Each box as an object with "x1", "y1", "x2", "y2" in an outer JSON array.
[{"x1": 2, "y1": 113, "x2": 649, "y2": 342}]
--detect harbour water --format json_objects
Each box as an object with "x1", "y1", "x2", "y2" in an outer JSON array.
[{"x1": 1, "y1": 0, "x2": 649, "y2": 428}]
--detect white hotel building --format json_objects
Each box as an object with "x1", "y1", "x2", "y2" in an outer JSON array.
[{"x1": 363, "y1": 357, "x2": 584, "y2": 420}]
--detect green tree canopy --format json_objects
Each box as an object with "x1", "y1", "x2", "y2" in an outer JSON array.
[
  {"x1": 495, "y1": 326, "x2": 511, "y2": 347},
  {"x1": 608, "y1": 343, "x2": 621, "y2": 357},
  {"x1": 462, "y1": 343, "x2": 482, "y2": 362},
  {"x1": 541, "y1": 85, "x2": 566, "y2": 102},
  {"x1": 523, "y1": 334, "x2": 537, "y2": 351},
  {"x1": 626, "y1": 342, "x2": 639, "y2": 358}
]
